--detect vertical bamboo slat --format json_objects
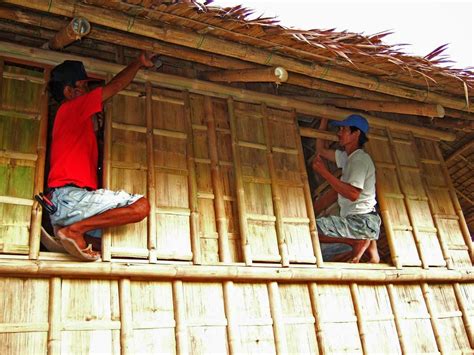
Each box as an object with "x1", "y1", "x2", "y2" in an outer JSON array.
[
  {"x1": 228, "y1": 98, "x2": 252, "y2": 265},
  {"x1": 262, "y1": 105, "x2": 289, "y2": 267},
  {"x1": 293, "y1": 113, "x2": 323, "y2": 267},
  {"x1": 223, "y1": 281, "x2": 238, "y2": 355},
  {"x1": 453, "y1": 283, "x2": 474, "y2": 348},
  {"x1": 386, "y1": 284, "x2": 408, "y2": 354},
  {"x1": 205, "y1": 96, "x2": 231, "y2": 263},
  {"x1": 309, "y1": 283, "x2": 326, "y2": 354},
  {"x1": 377, "y1": 190, "x2": 401, "y2": 268},
  {"x1": 47, "y1": 277, "x2": 61, "y2": 355},
  {"x1": 146, "y1": 82, "x2": 157, "y2": 263},
  {"x1": 387, "y1": 129, "x2": 428, "y2": 268},
  {"x1": 350, "y1": 283, "x2": 368, "y2": 354},
  {"x1": 183, "y1": 91, "x2": 201, "y2": 265},
  {"x1": 268, "y1": 282, "x2": 288, "y2": 354},
  {"x1": 29, "y1": 68, "x2": 50, "y2": 259},
  {"x1": 172, "y1": 280, "x2": 188, "y2": 355},
  {"x1": 119, "y1": 279, "x2": 133, "y2": 354},
  {"x1": 421, "y1": 283, "x2": 444, "y2": 353},
  {"x1": 0, "y1": 59, "x2": 4, "y2": 109},
  {"x1": 101, "y1": 74, "x2": 113, "y2": 261}
]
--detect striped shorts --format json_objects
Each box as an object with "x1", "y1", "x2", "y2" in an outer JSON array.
[{"x1": 316, "y1": 213, "x2": 381, "y2": 240}]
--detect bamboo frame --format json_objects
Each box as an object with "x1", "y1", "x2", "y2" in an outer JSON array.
[
  {"x1": 203, "y1": 67, "x2": 288, "y2": 83},
  {"x1": 223, "y1": 281, "x2": 238, "y2": 354},
  {"x1": 6, "y1": 0, "x2": 471, "y2": 112},
  {"x1": 386, "y1": 284, "x2": 408, "y2": 354},
  {"x1": 268, "y1": 282, "x2": 288, "y2": 354},
  {"x1": 446, "y1": 140, "x2": 474, "y2": 164},
  {"x1": 453, "y1": 283, "x2": 474, "y2": 348},
  {"x1": 119, "y1": 279, "x2": 133, "y2": 354},
  {"x1": 350, "y1": 283, "x2": 368, "y2": 354},
  {"x1": 183, "y1": 91, "x2": 201, "y2": 265},
  {"x1": 308, "y1": 283, "x2": 326, "y2": 354},
  {"x1": 172, "y1": 280, "x2": 189, "y2": 354},
  {"x1": 0, "y1": 58, "x2": 4, "y2": 110},
  {"x1": 47, "y1": 17, "x2": 90, "y2": 50},
  {"x1": 29, "y1": 68, "x2": 50, "y2": 259},
  {"x1": 421, "y1": 283, "x2": 445, "y2": 353},
  {"x1": 228, "y1": 98, "x2": 252, "y2": 265},
  {"x1": 47, "y1": 277, "x2": 61, "y2": 355},
  {"x1": 146, "y1": 81, "x2": 157, "y2": 263},
  {"x1": 0, "y1": 41, "x2": 456, "y2": 142},
  {"x1": 205, "y1": 96, "x2": 231, "y2": 263},
  {"x1": 262, "y1": 104, "x2": 289, "y2": 267}
]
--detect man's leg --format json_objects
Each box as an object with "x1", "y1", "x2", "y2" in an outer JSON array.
[
  {"x1": 367, "y1": 240, "x2": 380, "y2": 263},
  {"x1": 317, "y1": 234, "x2": 370, "y2": 264},
  {"x1": 58, "y1": 197, "x2": 150, "y2": 257}
]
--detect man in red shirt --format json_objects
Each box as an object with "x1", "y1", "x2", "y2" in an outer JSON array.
[{"x1": 47, "y1": 52, "x2": 153, "y2": 261}]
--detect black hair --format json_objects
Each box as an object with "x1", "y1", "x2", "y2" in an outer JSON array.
[
  {"x1": 48, "y1": 81, "x2": 68, "y2": 103},
  {"x1": 349, "y1": 126, "x2": 369, "y2": 147}
]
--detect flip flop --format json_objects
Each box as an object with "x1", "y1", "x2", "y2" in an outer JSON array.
[
  {"x1": 57, "y1": 231, "x2": 100, "y2": 262},
  {"x1": 40, "y1": 227, "x2": 67, "y2": 253}
]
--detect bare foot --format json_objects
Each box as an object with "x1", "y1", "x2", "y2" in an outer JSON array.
[
  {"x1": 367, "y1": 240, "x2": 380, "y2": 264},
  {"x1": 349, "y1": 239, "x2": 370, "y2": 263},
  {"x1": 57, "y1": 226, "x2": 100, "y2": 259}
]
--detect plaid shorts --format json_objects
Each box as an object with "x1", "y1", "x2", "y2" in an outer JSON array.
[
  {"x1": 49, "y1": 186, "x2": 142, "y2": 237},
  {"x1": 317, "y1": 213, "x2": 381, "y2": 240}
]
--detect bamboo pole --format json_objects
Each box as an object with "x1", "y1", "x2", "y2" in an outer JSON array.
[
  {"x1": 203, "y1": 67, "x2": 288, "y2": 83},
  {"x1": 446, "y1": 140, "x2": 474, "y2": 164},
  {"x1": 205, "y1": 96, "x2": 231, "y2": 263},
  {"x1": 308, "y1": 283, "x2": 326, "y2": 355},
  {"x1": 268, "y1": 282, "x2": 288, "y2": 354},
  {"x1": 293, "y1": 113, "x2": 323, "y2": 267},
  {"x1": 29, "y1": 68, "x2": 50, "y2": 260},
  {"x1": 0, "y1": 40, "x2": 456, "y2": 142},
  {"x1": 172, "y1": 280, "x2": 189, "y2": 355},
  {"x1": 421, "y1": 283, "x2": 445, "y2": 354},
  {"x1": 6, "y1": 0, "x2": 471, "y2": 112},
  {"x1": 387, "y1": 129, "x2": 429, "y2": 269},
  {"x1": 101, "y1": 74, "x2": 113, "y2": 262},
  {"x1": 119, "y1": 279, "x2": 133, "y2": 355},
  {"x1": 223, "y1": 281, "x2": 239, "y2": 355},
  {"x1": 146, "y1": 82, "x2": 157, "y2": 263},
  {"x1": 435, "y1": 144, "x2": 474, "y2": 263},
  {"x1": 47, "y1": 17, "x2": 90, "y2": 50},
  {"x1": 386, "y1": 284, "x2": 408, "y2": 354},
  {"x1": 0, "y1": 58, "x2": 4, "y2": 110},
  {"x1": 228, "y1": 98, "x2": 252, "y2": 265},
  {"x1": 183, "y1": 91, "x2": 201, "y2": 265},
  {"x1": 47, "y1": 277, "x2": 61, "y2": 355},
  {"x1": 453, "y1": 283, "x2": 474, "y2": 349},
  {"x1": 262, "y1": 104, "x2": 289, "y2": 267},
  {"x1": 350, "y1": 283, "x2": 368, "y2": 354}
]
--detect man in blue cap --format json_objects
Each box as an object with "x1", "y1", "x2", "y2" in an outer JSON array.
[{"x1": 312, "y1": 114, "x2": 380, "y2": 263}]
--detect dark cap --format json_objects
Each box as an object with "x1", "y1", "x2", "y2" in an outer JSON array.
[
  {"x1": 331, "y1": 114, "x2": 369, "y2": 134},
  {"x1": 50, "y1": 60, "x2": 94, "y2": 85}
]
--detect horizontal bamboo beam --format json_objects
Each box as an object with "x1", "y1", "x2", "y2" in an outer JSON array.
[
  {"x1": 2, "y1": 0, "x2": 472, "y2": 112},
  {"x1": 0, "y1": 41, "x2": 456, "y2": 141},
  {"x1": 202, "y1": 67, "x2": 288, "y2": 83},
  {"x1": 0, "y1": 259, "x2": 472, "y2": 282},
  {"x1": 46, "y1": 16, "x2": 90, "y2": 50}
]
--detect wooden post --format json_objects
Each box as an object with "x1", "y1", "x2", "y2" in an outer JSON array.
[
  {"x1": 386, "y1": 284, "x2": 408, "y2": 354},
  {"x1": 205, "y1": 96, "x2": 231, "y2": 263},
  {"x1": 146, "y1": 82, "x2": 157, "y2": 263},
  {"x1": 421, "y1": 283, "x2": 445, "y2": 353},
  {"x1": 119, "y1": 279, "x2": 133, "y2": 355},
  {"x1": 183, "y1": 91, "x2": 201, "y2": 265},
  {"x1": 453, "y1": 283, "x2": 474, "y2": 348},
  {"x1": 29, "y1": 68, "x2": 50, "y2": 259},
  {"x1": 223, "y1": 281, "x2": 239, "y2": 355},
  {"x1": 293, "y1": 114, "x2": 323, "y2": 267},
  {"x1": 387, "y1": 129, "x2": 429, "y2": 269},
  {"x1": 47, "y1": 17, "x2": 90, "y2": 50},
  {"x1": 228, "y1": 98, "x2": 252, "y2": 265},
  {"x1": 309, "y1": 283, "x2": 327, "y2": 354},
  {"x1": 172, "y1": 280, "x2": 189, "y2": 355},
  {"x1": 350, "y1": 283, "x2": 368, "y2": 354},
  {"x1": 262, "y1": 104, "x2": 289, "y2": 267},
  {"x1": 47, "y1": 277, "x2": 61, "y2": 355},
  {"x1": 203, "y1": 67, "x2": 288, "y2": 83},
  {"x1": 268, "y1": 282, "x2": 288, "y2": 354}
]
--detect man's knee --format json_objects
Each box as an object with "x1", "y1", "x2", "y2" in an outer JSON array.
[{"x1": 130, "y1": 197, "x2": 150, "y2": 220}]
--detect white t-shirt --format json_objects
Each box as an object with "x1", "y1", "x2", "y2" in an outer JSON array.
[{"x1": 335, "y1": 149, "x2": 377, "y2": 217}]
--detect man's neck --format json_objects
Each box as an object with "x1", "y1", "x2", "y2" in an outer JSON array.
[{"x1": 344, "y1": 142, "x2": 360, "y2": 155}]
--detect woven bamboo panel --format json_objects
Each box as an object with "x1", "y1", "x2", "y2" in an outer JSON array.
[
  {"x1": 391, "y1": 284, "x2": 438, "y2": 353},
  {"x1": 314, "y1": 284, "x2": 362, "y2": 353},
  {"x1": 0, "y1": 61, "x2": 43, "y2": 255}
]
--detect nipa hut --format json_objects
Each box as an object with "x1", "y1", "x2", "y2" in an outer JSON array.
[{"x1": 0, "y1": 1, "x2": 473, "y2": 354}]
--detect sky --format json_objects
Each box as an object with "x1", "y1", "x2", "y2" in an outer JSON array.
[{"x1": 207, "y1": 0, "x2": 473, "y2": 69}]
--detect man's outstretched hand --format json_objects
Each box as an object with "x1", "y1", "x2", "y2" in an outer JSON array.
[
  {"x1": 138, "y1": 51, "x2": 157, "y2": 68},
  {"x1": 312, "y1": 154, "x2": 329, "y2": 176}
]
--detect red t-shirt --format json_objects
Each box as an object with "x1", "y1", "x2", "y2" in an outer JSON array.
[{"x1": 48, "y1": 87, "x2": 103, "y2": 190}]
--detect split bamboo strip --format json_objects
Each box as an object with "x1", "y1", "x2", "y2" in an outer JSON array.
[
  {"x1": 101, "y1": 74, "x2": 113, "y2": 262},
  {"x1": 119, "y1": 279, "x2": 133, "y2": 355},
  {"x1": 349, "y1": 283, "x2": 369, "y2": 354},
  {"x1": 386, "y1": 284, "x2": 408, "y2": 354},
  {"x1": 298, "y1": 127, "x2": 338, "y2": 142},
  {"x1": 435, "y1": 144, "x2": 474, "y2": 263},
  {"x1": 410, "y1": 133, "x2": 453, "y2": 269},
  {"x1": 203, "y1": 67, "x2": 288, "y2": 83},
  {"x1": 0, "y1": 196, "x2": 33, "y2": 206},
  {"x1": 421, "y1": 283, "x2": 445, "y2": 353},
  {"x1": 228, "y1": 98, "x2": 252, "y2": 265},
  {"x1": 183, "y1": 91, "x2": 201, "y2": 265},
  {"x1": 47, "y1": 277, "x2": 61, "y2": 355},
  {"x1": 293, "y1": 113, "x2": 323, "y2": 267},
  {"x1": 268, "y1": 282, "x2": 288, "y2": 354},
  {"x1": 0, "y1": 41, "x2": 456, "y2": 141},
  {"x1": 0, "y1": 150, "x2": 37, "y2": 161},
  {"x1": 29, "y1": 68, "x2": 49, "y2": 260},
  {"x1": 172, "y1": 280, "x2": 189, "y2": 355},
  {"x1": 308, "y1": 283, "x2": 326, "y2": 354},
  {"x1": 446, "y1": 140, "x2": 474, "y2": 164},
  {"x1": 387, "y1": 129, "x2": 428, "y2": 269},
  {"x1": 262, "y1": 104, "x2": 289, "y2": 267},
  {"x1": 146, "y1": 82, "x2": 157, "y2": 263},
  {"x1": 223, "y1": 281, "x2": 238, "y2": 355},
  {"x1": 453, "y1": 283, "x2": 474, "y2": 348},
  {"x1": 7, "y1": 0, "x2": 471, "y2": 112},
  {"x1": 205, "y1": 96, "x2": 231, "y2": 263}
]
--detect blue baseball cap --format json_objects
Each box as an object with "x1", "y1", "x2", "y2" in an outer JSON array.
[{"x1": 331, "y1": 114, "x2": 369, "y2": 134}]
